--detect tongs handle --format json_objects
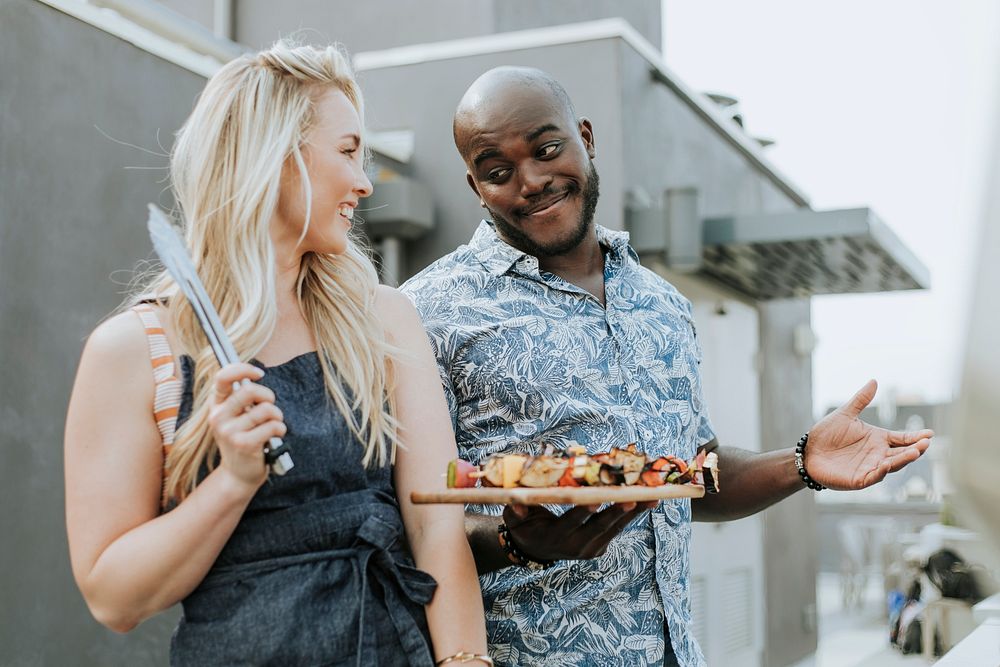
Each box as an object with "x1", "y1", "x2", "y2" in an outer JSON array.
[
  {"x1": 231, "y1": 377, "x2": 294, "y2": 476},
  {"x1": 148, "y1": 203, "x2": 294, "y2": 476}
]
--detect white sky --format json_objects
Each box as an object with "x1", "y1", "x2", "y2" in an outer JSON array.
[{"x1": 662, "y1": 0, "x2": 1000, "y2": 414}]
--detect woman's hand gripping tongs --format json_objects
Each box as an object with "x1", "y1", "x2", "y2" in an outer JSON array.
[{"x1": 146, "y1": 203, "x2": 294, "y2": 475}]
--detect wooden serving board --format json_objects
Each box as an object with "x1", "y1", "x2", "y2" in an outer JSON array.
[{"x1": 411, "y1": 484, "x2": 705, "y2": 505}]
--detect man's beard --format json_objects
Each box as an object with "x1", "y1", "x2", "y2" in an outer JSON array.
[{"x1": 487, "y1": 161, "x2": 600, "y2": 258}]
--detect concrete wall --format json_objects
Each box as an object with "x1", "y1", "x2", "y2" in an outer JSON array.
[
  {"x1": 0, "y1": 1, "x2": 204, "y2": 662},
  {"x1": 492, "y1": 0, "x2": 661, "y2": 50},
  {"x1": 156, "y1": 0, "x2": 213, "y2": 31},
  {"x1": 233, "y1": 0, "x2": 493, "y2": 52},
  {"x1": 157, "y1": 0, "x2": 661, "y2": 54},
  {"x1": 758, "y1": 298, "x2": 818, "y2": 667},
  {"x1": 616, "y1": 41, "x2": 798, "y2": 223},
  {"x1": 669, "y1": 273, "x2": 765, "y2": 667}
]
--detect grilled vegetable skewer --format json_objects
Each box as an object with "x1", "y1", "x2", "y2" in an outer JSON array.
[{"x1": 446, "y1": 444, "x2": 720, "y2": 493}]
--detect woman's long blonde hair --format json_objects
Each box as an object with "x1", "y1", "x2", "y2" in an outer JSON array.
[{"x1": 141, "y1": 40, "x2": 399, "y2": 503}]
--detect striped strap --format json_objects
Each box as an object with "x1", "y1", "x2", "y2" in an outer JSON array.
[{"x1": 131, "y1": 304, "x2": 182, "y2": 455}]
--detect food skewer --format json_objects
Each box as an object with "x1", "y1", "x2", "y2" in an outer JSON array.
[{"x1": 453, "y1": 444, "x2": 718, "y2": 492}]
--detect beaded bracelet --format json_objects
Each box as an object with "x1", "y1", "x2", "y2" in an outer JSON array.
[
  {"x1": 794, "y1": 432, "x2": 826, "y2": 491},
  {"x1": 435, "y1": 652, "x2": 494, "y2": 666},
  {"x1": 497, "y1": 521, "x2": 555, "y2": 571}
]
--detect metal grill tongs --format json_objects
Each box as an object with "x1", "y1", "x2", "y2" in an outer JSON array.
[{"x1": 146, "y1": 203, "x2": 294, "y2": 476}]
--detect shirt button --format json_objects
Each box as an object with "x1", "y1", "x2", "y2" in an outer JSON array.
[{"x1": 642, "y1": 429, "x2": 653, "y2": 439}]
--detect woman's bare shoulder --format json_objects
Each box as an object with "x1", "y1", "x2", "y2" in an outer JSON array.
[
  {"x1": 76, "y1": 309, "x2": 163, "y2": 395},
  {"x1": 374, "y1": 284, "x2": 413, "y2": 313},
  {"x1": 86, "y1": 309, "x2": 149, "y2": 359},
  {"x1": 373, "y1": 285, "x2": 424, "y2": 340}
]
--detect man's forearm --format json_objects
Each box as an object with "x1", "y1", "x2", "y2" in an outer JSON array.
[
  {"x1": 465, "y1": 513, "x2": 512, "y2": 575},
  {"x1": 692, "y1": 446, "x2": 805, "y2": 522}
]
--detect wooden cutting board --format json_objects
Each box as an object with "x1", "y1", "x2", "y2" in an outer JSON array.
[{"x1": 410, "y1": 484, "x2": 705, "y2": 505}]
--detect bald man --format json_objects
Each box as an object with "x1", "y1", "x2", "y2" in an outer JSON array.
[{"x1": 401, "y1": 67, "x2": 932, "y2": 667}]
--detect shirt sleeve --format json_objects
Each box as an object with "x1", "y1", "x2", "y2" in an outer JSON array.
[
  {"x1": 399, "y1": 283, "x2": 459, "y2": 434},
  {"x1": 425, "y1": 326, "x2": 459, "y2": 434},
  {"x1": 683, "y1": 298, "x2": 717, "y2": 448}
]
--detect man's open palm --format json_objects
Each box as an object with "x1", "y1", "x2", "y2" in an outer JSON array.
[{"x1": 806, "y1": 379, "x2": 933, "y2": 490}]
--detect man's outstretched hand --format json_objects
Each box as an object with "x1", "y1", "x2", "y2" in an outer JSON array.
[
  {"x1": 502, "y1": 501, "x2": 657, "y2": 562},
  {"x1": 498, "y1": 379, "x2": 930, "y2": 559},
  {"x1": 806, "y1": 379, "x2": 933, "y2": 490}
]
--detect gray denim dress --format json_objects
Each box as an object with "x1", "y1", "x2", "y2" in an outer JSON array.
[{"x1": 169, "y1": 353, "x2": 437, "y2": 667}]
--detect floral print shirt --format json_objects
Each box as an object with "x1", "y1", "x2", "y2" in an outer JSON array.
[{"x1": 401, "y1": 221, "x2": 714, "y2": 666}]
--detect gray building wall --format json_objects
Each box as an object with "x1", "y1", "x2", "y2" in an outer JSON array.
[
  {"x1": 156, "y1": 0, "x2": 214, "y2": 31},
  {"x1": 758, "y1": 299, "x2": 818, "y2": 667},
  {"x1": 233, "y1": 0, "x2": 494, "y2": 52},
  {"x1": 616, "y1": 40, "x2": 798, "y2": 223},
  {"x1": 493, "y1": 0, "x2": 661, "y2": 50},
  {"x1": 157, "y1": 0, "x2": 661, "y2": 55},
  {"x1": 0, "y1": 1, "x2": 203, "y2": 662}
]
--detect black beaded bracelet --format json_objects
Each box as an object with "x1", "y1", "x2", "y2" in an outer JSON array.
[
  {"x1": 794, "y1": 432, "x2": 826, "y2": 491},
  {"x1": 497, "y1": 521, "x2": 555, "y2": 571}
]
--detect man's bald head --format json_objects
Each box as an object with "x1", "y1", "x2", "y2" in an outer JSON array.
[
  {"x1": 450, "y1": 66, "x2": 600, "y2": 260},
  {"x1": 453, "y1": 66, "x2": 577, "y2": 159}
]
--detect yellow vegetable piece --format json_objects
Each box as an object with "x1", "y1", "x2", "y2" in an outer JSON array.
[{"x1": 502, "y1": 455, "x2": 527, "y2": 488}]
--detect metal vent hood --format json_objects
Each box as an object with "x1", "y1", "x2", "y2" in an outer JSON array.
[
  {"x1": 629, "y1": 199, "x2": 930, "y2": 301},
  {"x1": 700, "y1": 207, "x2": 929, "y2": 299}
]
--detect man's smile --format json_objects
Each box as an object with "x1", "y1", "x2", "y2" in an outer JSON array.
[{"x1": 518, "y1": 191, "x2": 570, "y2": 218}]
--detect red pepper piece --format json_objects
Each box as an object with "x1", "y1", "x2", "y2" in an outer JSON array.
[
  {"x1": 650, "y1": 457, "x2": 671, "y2": 472},
  {"x1": 641, "y1": 470, "x2": 666, "y2": 487},
  {"x1": 665, "y1": 455, "x2": 688, "y2": 475},
  {"x1": 558, "y1": 467, "x2": 581, "y2": 487}
]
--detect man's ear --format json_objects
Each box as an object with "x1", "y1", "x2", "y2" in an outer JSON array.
[
  {"x1": 579, "y1": 117, "x2": 596, "y2": 159},
  {"x1": 466, "y1": 171, "x2": 486, "y2": 208}
]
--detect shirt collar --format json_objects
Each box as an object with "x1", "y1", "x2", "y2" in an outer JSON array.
[
  {"x1": 468, "y1": 219, "x2": 635, "y2": 277},
  {"x1": 595, "y1": 224, "x2": 633, "y2": 260},
  {"x1": 468, "y1": 220, "x2": 525, "y2": 276}
]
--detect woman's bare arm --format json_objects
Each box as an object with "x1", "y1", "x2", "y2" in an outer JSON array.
[
  {"x1": 64, "y1": 312, "x2": 280, "y2": 631},
  {"x1": 377, "y1": 287, "x2": 489, "y2": 663}
]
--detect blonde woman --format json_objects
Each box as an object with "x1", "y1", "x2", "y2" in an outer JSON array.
[{"x1": 64, "y1": 41, "x2": 489, "y2": 666}]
